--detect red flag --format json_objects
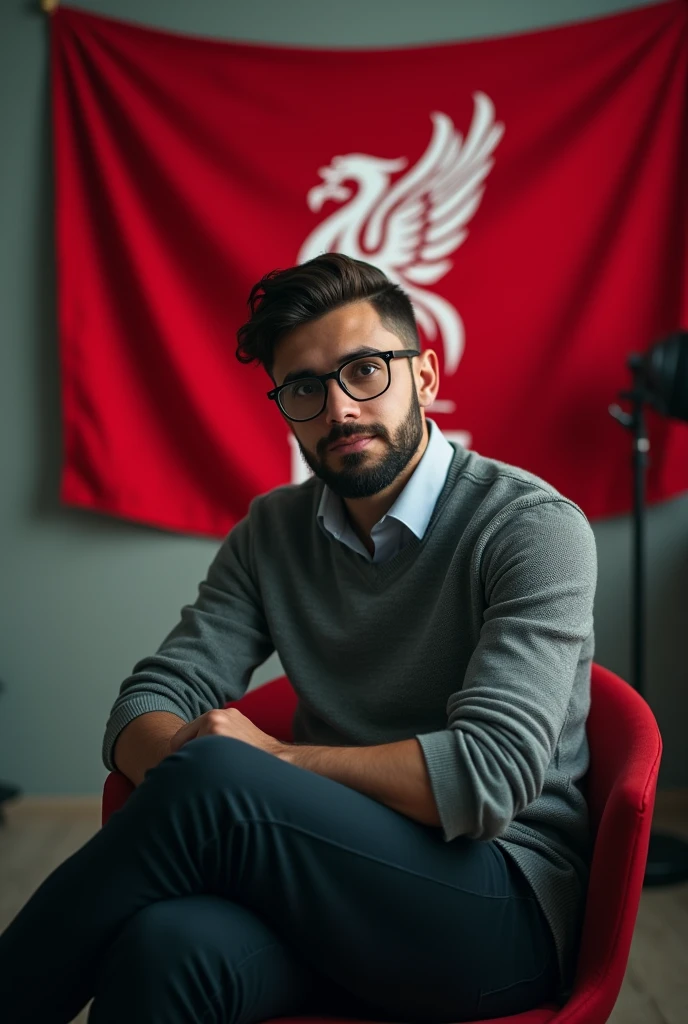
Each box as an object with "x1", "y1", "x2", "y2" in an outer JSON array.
[{"x1": 51, "y1": 2, "x2": 688, "y2": 538}]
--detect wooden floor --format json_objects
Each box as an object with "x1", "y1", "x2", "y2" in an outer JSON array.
[{"x1": 0, "y1": 793, "x2": 687, "y2": 1024}]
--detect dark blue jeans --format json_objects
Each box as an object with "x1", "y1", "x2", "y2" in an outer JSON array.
[{"x1": 0, "y1": 736, "x2": 561, "y2": 1023}]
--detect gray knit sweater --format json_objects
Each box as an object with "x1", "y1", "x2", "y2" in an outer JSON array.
[{"x1": 102, "y1": 443, "x2": 597, "y2": 997}]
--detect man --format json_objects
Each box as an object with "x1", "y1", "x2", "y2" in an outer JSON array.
[{"x1": 0, "y1": 253, "x2": 597, "y2": 1024}]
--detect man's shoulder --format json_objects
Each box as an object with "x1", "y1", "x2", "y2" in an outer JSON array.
[
  {"x1": 450, "y1": 445, "x2": 591, "y2": 537},
  {"x1": 447, "y1": 449, "x2": 596, "y2": 587},
  {"x1": 458, "y1": 446, "x2": 565, "y2": 500}
]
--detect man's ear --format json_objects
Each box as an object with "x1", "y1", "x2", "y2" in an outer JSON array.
[{"x1": 416, "y1": 348, "x2": 440, "y2": 408}]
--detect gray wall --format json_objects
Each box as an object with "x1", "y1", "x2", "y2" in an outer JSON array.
[{"x1": 1, "y1": 0, "x2": 685, "y2": 797}]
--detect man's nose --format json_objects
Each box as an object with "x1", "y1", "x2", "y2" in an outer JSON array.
[{"x1": 323, "y1": 378, "x2": 361, "y2": 424}]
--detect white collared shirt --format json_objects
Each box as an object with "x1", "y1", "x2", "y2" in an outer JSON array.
[{"x1": 316, "y1": 418, "x2": 455, "y2": 563}]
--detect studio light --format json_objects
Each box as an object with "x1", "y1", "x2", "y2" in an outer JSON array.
[{"x1": 609, "y1": 330, "x2": 688, "y2": 886}]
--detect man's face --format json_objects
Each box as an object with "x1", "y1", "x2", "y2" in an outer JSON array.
[{"x1": 271, "y1": 301, "x2": 427, "y2": 499}]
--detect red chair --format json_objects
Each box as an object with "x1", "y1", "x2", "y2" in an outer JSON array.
[{"x1": 102, "y1": 662, "x2": 662, "y2": 1024}]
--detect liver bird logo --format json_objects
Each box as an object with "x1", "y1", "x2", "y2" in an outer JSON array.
[{"x1": 297, "y1": 92, "x2": 504, "y2": 377}]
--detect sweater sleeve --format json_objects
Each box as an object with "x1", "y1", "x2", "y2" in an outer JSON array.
[
  {"x1": 101, "y1": 509, "x2": 274, "y2": 772},
  {"x1": 415, "y1": 498, "x2": 597, "y2": 843}
]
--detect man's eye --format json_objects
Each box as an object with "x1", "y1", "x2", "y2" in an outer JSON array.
[
  {"x1": 355, "y1": 363, "x2": 378, "y2": 377},
  {"x1": 292, "y1": 382, "x2": 317, "y2": 398}
]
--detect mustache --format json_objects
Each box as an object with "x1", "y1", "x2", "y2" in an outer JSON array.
[{"x1": 317, "y1": 423, "x2": 388, "y2": 456}]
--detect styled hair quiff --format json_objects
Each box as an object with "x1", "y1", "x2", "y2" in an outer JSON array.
[{"x1": 235, "y1": 252, "x2": 420, "y2": 377}]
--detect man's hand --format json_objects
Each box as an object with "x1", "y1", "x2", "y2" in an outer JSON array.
[{"x1": 169, "y1": 708, "x2": 288, "y2": 759}]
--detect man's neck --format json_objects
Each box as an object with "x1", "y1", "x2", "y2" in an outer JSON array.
[{"x1": 343, "y1": 421, "x2": 430, "y2": 547}]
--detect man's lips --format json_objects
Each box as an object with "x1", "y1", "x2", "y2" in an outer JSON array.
[{"x1": 328, "y1": 434, "x2": 377, "y2": 453}]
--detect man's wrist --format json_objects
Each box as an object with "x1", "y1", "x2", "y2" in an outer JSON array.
[{"x1": 275, "y1": 741, "x2": 297, "y2": 764}]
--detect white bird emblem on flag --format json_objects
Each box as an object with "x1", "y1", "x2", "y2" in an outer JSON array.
[{"x1": 297, "y1": 92, "x2": 505, "y2": 377}]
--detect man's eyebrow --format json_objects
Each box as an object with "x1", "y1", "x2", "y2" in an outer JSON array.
[{"x1": 281, "y1": 346, "x2": 384, "y2": 385}]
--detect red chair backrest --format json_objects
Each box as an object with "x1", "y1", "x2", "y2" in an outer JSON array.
[
  {"x1": 560, "y1": 662, "x2": 662, "y2": 1022},
  {"x1": 224, "y1": 675, "x2": 297, "y2": 741}
]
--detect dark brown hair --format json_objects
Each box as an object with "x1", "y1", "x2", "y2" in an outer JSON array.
[{"x1": 235, "y1": 252, "x2": 419, "y2": 378}]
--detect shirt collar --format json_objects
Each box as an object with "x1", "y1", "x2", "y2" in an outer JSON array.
[{"x1": 316, "y1": 418, "x2": 455, "y2": 541}]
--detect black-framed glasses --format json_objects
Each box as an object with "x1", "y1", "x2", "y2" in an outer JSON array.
[{"x1": 267, "y1": 349, "x2": 420, "y2": 422}]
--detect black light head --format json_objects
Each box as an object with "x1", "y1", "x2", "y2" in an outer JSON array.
[{"x1": 631, "y1": 331, "x2": 688, "y2": 421}]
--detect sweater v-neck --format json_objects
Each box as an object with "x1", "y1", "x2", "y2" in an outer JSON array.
[{"x1": 317, "y1": 444, "x2": 472, "y2": 589}]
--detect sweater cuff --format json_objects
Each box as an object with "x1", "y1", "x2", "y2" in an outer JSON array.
[
  {"x1": 415, "y1": 729, "x2": 473, "y2": 843},
  {"x1": 102, "y1": 697, "x2": 190, "y2": 773}
]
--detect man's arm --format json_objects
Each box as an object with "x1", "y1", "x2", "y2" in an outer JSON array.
[
  {"x1": 112, "y1": 711, "x2": 187, "y2": 788},
  {"x1": 102, "y1": 510, "x2": 275, "y2": 775},
  {"x1": 279, "y1": 737, "x2": 441, "y2": 827},
  {"x1": 415, "y1": 499, "x2": 597, "y2": 844}
]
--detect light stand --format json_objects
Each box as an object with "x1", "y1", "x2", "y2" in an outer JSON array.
[
  {"x1": 0, "y1": 678, "x2": 21, "y2": 826},
  {"x1": 609, "y1": 331, "x2": 688, "y2": 886}
]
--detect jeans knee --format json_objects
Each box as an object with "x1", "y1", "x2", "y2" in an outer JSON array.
[
  {"x1": 138, "y1": 734, "x2": 288, "y2": 834},
  {"x1": 91, "y1": 900, "x2": 230, "y2": 1020},
  {"x1": 94, "y1": 901, "x2": 191, "y2": 985},
  {"x1": 179, "y1": 733, "x2": 242, "y2": 764},
  {"x1": 181, "y1": 734, "x2": 266, "y2": 771},
  {"x1": 155, "y1": 733, "x2": 277, "y2": 791}
]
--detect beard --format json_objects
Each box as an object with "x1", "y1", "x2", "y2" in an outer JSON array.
[{"x1": 295, "y1": 389, "x2": 425, "y2": 499}]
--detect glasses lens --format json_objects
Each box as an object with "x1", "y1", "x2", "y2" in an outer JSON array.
[
  {"x1": 280, "y1": 378, "x2": 326, "y2": 421},
  {"x1": 341, "y1": 356, "x2": 389, "y2": 399}
]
